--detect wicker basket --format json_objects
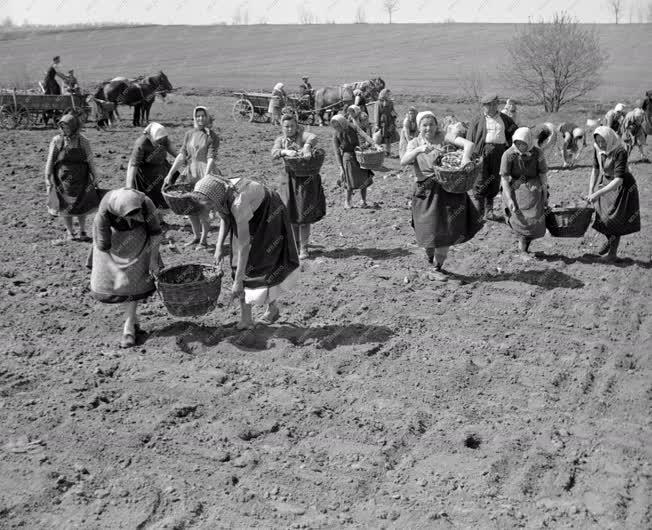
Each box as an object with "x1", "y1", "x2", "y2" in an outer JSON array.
[
  {"x1": 433, "y1": 156, "x2": 483, "y2": 194},
  {"x1": 156, "y1": 264, "x2": 223, "y2": 317},
  {"x1": 284, "y1": 148, "x2": 325, "y2": 177},
  {"x1": 355, "y1": 148, "x2": 385, "y2": 170},
  {"x1": 162, "y1": 183, "x2": 201, "y2": 215},
  {"x1": 545, "y1": 207, "x2": 594, "y2": 237}
]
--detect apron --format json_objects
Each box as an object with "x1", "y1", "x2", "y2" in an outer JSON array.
[
  {"x1": 135, "y1": 142, "x2": 170, "y2": 209},
  {"x1": 503, "y1": 177, "x2": 546, "y2": 239},
  {"x1": 48, "y1": 139, "x2": 99, "y2": 216},
  {"x1": 90, "y1": 224, "x2": 157, "y2": 303}
]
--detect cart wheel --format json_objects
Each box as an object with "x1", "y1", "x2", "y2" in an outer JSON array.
[
  {"x1": 232, "y1": 99, "x2": 254, "y2": 122},
  {"x1": 14, "y1": 106, "x2": 31, "y2": 129},
  {"x1": 0, "y1": 105, "x2": 9, "y2": 129}
]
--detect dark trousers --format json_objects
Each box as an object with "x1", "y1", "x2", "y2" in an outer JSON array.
[{"x1": 474, "y1": 143, "x2": 507, "y2": 200}]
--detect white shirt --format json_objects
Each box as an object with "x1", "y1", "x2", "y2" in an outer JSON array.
[{"x1": 484, "y1": 113, "x2": 506, "y2": 144}]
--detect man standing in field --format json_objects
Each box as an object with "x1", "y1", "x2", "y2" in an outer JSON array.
[
  {"x1": 466, "y1": 94, "x2": 517, "y2": 221},
  {"x1": 299, "y1": 76, "x2": 314, "y2": 109}
]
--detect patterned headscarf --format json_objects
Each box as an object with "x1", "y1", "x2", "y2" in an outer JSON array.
[{"x1": 191, "y1": 174, "x2": 233, "y2": 219}]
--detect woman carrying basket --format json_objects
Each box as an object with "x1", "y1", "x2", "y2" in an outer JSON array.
[
  {"x1": 586, "y1": 126, "x2": 640, "y2": 261},
  {"x1": 271, "y1": 113, "x2": 326, "y2": 260},
  {"x1": 45, "y1": 113, "x2": 101, "y2": 243},
  {"x1": 126, "y1": 122, "x2": 177, "y2": 221},
  {"x1": 500, "y1": 127, "x2": 549, "y2": 258},
  {"x1": 401, "y1": 112, "x2": 483, "y2": 281},
  {"x1": 375, "y1": 89, "x2": 399, "y2": 157},
  {"x1": 87, "y1": 188, "x2": 163, "y2": 348},
  {"x1": 164, "y1": 106, "x2": 219, "y2": 250},
  {"x1": 331, "y1": 114, "x2": 374, "y2": 209},
  {"x1": 188, "y1": 174, "x2": 300, "y2": 329}
]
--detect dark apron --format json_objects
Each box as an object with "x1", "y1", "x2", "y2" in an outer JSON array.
[
  {"x1": 593, "y1": 172, "x2": 640, "y2": 236},
  {"x1": 135, "y1": 145, "x2": 170, "y2": 210},
  {"x1": 48, "y1": 140, "x2": 99, "y2": 216}
]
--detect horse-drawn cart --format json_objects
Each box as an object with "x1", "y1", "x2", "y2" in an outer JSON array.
[
  {"x1": 232, "y1": 92, "x2": 274, "y2": 123},
  {"x1": 0, "y1": 90, "x2": 90, "y2": 129},
  {"x1": 232, "y1": 91, "x2": 315, "y2": 125}
]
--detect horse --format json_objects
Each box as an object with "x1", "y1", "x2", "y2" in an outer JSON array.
[
  {"x1": 345, "y1": 77, "x2": 386, "y2": 101},
  {"x1": 314, "y1": 85, "x2": 354, "y2": 125},
  {"x1": 93, "y1": 71, "x2": 172, "y2": 127}
]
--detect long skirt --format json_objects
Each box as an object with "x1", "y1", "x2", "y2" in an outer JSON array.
[
  {"x1": 411, "y1": 178, "x2": 483, "y2": 248},
  {"x1": 134, "y1": 162, "x2": 169, "y2": 210},
  {"x1": 88, "y1": 225, "x2": 160, "y2": 303},
  {"x1": 231, "y1": 189, "x2": 300, "y2": 305},
  {"x1": 279, "y1": 169, "x2": 326, "y2": 224},
  {"x1": 475, "y1": 144, "x2": 506, "y2": 200},
  {"x1": 47, "y1": 147, "x2": 100, "y2": 217},
  {"x1": 502, "y1": 178, "x2": 547, "y2": 239},
  {"x1": 593, "y1": 173, "x2": 641, "y2": 236},
  {"x1": 341, "y1": 152, "x2": 373, "y2": 190}
]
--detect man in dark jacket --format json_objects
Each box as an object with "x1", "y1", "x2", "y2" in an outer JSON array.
[{"x1": 466, "y1": 93, "x2": 517, "y2": 221}]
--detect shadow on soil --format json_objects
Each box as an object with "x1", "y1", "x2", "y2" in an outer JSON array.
[
  {"x1": 534, "y1": 252, "x2": 652, "y2": 269},
  {"x1": 149, "y1": 321, "x2": 394, "y2": 352},
  {"x1": 312, "y1": 247, "x2": 412, "y2": 260},
  {"x1": 451, "y1": 268, "x2": 585, "y2": 289}
]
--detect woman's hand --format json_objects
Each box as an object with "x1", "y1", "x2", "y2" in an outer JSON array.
[
  {"x1": 215, "y1": 245, "x2": 225, "y2": 264},
  {"x1": 586, "y1": 192, "x2": 598, "y2": 203},
  {"x1": 422, "y1": 144, "x2": 435, "y2": 154},
  {"x1": 507, "y1": 199, "x2": 519, "y2": 213},
  {"x1": 163, "y1": 173, "x2": 173, "y2": 186},
  {"x1": 283, "y1": 149, "x2": 299, "y2": 157}
]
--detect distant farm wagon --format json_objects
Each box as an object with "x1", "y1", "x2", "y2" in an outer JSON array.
[
  {"x1": 0, "y1": 90, "x2": 90, "y2": 129},
  {"x1": 231, "y1": 91, "x2": 315, "y2": 125}
]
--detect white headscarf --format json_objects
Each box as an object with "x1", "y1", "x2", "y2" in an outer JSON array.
[
  {"x1": 416, "y1": 111, "x2": 437, "y2": 127},
  {"x1": 593, "y1": 125, "x2": 622, "y2": 155},
  {"x1": 143, "y1": 122, "x2": 167, "y2": 142},
  {"x1": 512, "y1": 127, "x2": 534, "y2": 154},
  {"x1": 193, "y1": 106, "x2": 212, "y2": 134},
  {"x1": 614, "y1": 103, "x2": 625, "y2": 113},
  {"x1": 273, "y1": 82, "x2": 284, "y2": 92}
]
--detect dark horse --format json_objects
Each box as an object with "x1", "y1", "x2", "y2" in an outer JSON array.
[
  {"x1": 313, "y1": 85, "x2": 354, "y2": 126},
  {"x1": 93, "y1": 71, "x2": 173, "y2": 127}
]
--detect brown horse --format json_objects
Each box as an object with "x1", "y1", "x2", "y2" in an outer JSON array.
[
  {"x1": 93, "y1": 71, "x2": 173, "y2": 126},
  {"x1": 314, "y1": 85, "x2": 354, "y2": 125}
]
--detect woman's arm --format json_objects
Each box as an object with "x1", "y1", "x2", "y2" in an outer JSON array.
[
  {"x1": 44, "y1": 137, "x2": 58, "y2": 190},
  {"x1": 165, "y1": 138, "x2": 178, "y2": 158},
  {"x1": 214, "y1": 215, "x2": 231, "y2": 263},
  {"x1": 148, "y1": 234, "x2": 162, "y2": 275},
  {"x1": 126, "y1": 138, "x2": 145, "y2": 188},
  {"x1": 499, "y1": 153, "x2": 518, "y2": 211},
  {"x1": 400, "y1": 142, "x2": 429, "y2": 166},
  {"x1": 164, "y1": 153, "x2": 185, "y2": 184},
  {"x1": 452, "y1": 137, "x2": 474, "y2": 166},
  {"x1": 333, "y1": 136, "x2": 344, "y2": 169},
  {"x1": 231, "y1": 221, "x2": 251, "y2": 297},
  {"x1": 589, "y1": 176, "x2": 622, "y2": 201},
  {"x1": 588, "y1": 167, "x2": 598, "y2": 196},
  {"x1": 204, "y1": 132, "x2": 220, "y2": 176}
]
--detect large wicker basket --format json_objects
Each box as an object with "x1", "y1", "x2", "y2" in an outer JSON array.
[
  {"x1": 155, "y1": 264, "x2": 223, "y2": 317},
  {"x1": 162, "y1": 183, "x2": 201, "y2": 215},
  {"x1": 545, "y1": 207, "x2": 594, "y2": 237},
  {"x1": 355, "y1": 148, "x2": 385, "y2": 170},
  {"x1": 433, "y1": 156, "x2": 483, "y2": 194},
  {"x1": 284, "y1": 148, "x2": 325, "y2": 177}
]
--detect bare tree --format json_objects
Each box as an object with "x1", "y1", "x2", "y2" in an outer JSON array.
[
  {"x1": 383, "y1": 0, "x2": 399, "y2": 23},
  {"x1": 354, "y1": 4, "x2": 367, "y2": 23},
  {"x1": 502, "y1": 13, "x2": 608, "y2": 112},
  {"x1": 243, "y1": 9, "x2": 249, "y2": 24},
  {"x1": 2, "y1": 17, "x2": 13, "y2": 27},
  {"x1": 458, "y1": 68, "x2": 486, "y2": 103},
  {"x1": 606, "y1": 0, "x2": 623, "y2": 23},
  {"x1": 231, "y1": 7, "x2": 242, "y2": 25}
]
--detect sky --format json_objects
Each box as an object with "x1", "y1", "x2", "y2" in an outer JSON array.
[{"x1": 2, "y1": 0, "x2": 650, "y2": 25}]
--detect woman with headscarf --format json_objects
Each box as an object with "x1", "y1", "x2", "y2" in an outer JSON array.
[
  {"x1": 331, "y1": 114, "x2": 374, "y2": 209},
  {"x1": 375, "y1": 89, "x2": 399, "y2": 157},
  {"x1": 87, "y1": 188, "x2": 163, "y2": 348},
  {"x1": 346, "y1": 105, "x2": 374, "y2": 147},
  {"x1": 271, "y1": 113, "x2": 326, "y2": 260},
  {"x1": 501, "y1": 99, "x2": 519, "y2": 125},
  {"x1": 500, "y1": 127, "x2": 549, "y2": 257},
  {"x1": 187, "y1": 173, "x2": 300, "y2": 329},
  {"x1": 269, "y1": 83, "x2": 287, "y2": 126},
  {"x1": 164, "y1": 106, "x2": 219, "y2": 249},
  {"x1": 586, "y1": 126, "x2": 640, "y2": 261},
  {"x1": 557, "y1": 122, "x2": 586, "y2": 168},
  {"x1": 401, "y1": 112, "x2": 483, "y2": 280},
  {"x1": 45, "y1": 113, "x2": 101, "y2": 242},
  {"x1": 399, "y1": 106, "x2": 418, "y2": 158},
  {"x1": 126, "y1": 122, "x2": 177, "y2": 216},
  {"x1": 353, "y1": 88, "x2": 369, "y2": 116}
]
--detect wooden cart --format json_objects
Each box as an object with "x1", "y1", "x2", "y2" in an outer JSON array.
[
  {"x1": 231, "y1": 92, "x2": 274, "y2": 123},
  {"x1": 0, "y1": 90, "x2": 90, "y2": 129}
]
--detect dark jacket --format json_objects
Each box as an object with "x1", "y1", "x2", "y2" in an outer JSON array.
[{"x1": 466, "y1": 112, "x2": 517, "y2": 155}]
